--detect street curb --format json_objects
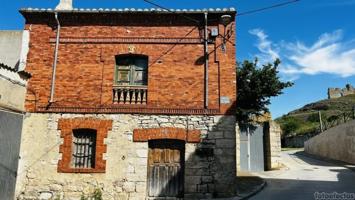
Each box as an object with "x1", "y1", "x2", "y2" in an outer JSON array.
[
  {"x1": 239, "y1": 180, "x2": 266, "y2": 200},
  {"x1": 209, "y1": 178, "x2": 267, "y2": 200}
]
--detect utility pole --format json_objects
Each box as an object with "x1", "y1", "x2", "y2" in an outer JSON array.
[
  {"x1": 319, "y1": 111, "x2": 323, "y2": 132},
  {"x1": 247, "y1": 125, "x2": 251, "y2": 171}
]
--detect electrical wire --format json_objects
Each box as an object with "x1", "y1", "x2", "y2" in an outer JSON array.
[
  {"x1": 237, "y1": 0, "x2": 301, "y2": 16},
  {"x1": 143, "y1": 0, "x2": 201, "y2": 24},
  {"x1": 142, "y1": 0, "x2": 300, "y2": 46},
  {"x1": 143, "y1": 0, "x2": 301, "y2": 19}
]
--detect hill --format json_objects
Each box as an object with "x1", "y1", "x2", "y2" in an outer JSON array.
[{"x1": 276, "y1": 94, "x2": 355, "y2": 137}]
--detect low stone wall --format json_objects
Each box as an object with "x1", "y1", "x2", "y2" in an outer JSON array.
[
  {"x1": 16, "y1": 113, "x2": 236, "y2": 200},
  {"x1": 283, "y1": 132, "x2": 318, "y2": 148},
  {"x1": 305, "y1": 120, "x2": 355, "y2": 164}
]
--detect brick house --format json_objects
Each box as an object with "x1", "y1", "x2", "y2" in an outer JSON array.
[{"x1": 15, "y1": 1, "x2": 237, "y2": 199}]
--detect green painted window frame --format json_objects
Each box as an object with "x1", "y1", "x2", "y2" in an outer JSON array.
[{"x1": 114, "y1": 55, "x2": 148, "y2": 86}]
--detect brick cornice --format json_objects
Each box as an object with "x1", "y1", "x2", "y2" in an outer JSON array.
[
  {"x1": 57, "y1": 118, "x2": 112, "y2": 173},
  {"x1": 49, "y1": 37, "x2": 203, "y2": 44},
  {"x1": 133, "y1": 127, "x2": 201, "y2": 143},
  {"x1": 37, "y1": 106, "x2": 222, "y2": 115}
]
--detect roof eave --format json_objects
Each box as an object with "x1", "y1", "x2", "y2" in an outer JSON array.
[{"x1": 19, "y1": 7, "x2": 237, "y2": 15}]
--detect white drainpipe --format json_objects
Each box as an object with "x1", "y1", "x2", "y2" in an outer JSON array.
[
  {"x1": 49, "y1": 12, "x2": 61, "y2": 103},
  {"x1": 204, "y1": 12, "x2": 209, "y2": 109}
]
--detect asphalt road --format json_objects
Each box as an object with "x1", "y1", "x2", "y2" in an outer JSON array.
[{"x1": 250, "y1": 150, "x2": 355, "y2": 200}]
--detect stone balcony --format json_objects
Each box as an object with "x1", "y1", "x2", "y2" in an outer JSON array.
[{"x1": 113, "y1": 85, "x2": 147, "y2": 104}]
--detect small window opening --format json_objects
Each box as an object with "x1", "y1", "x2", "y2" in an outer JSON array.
[{"x1": 72, "y1": 129, "x2": 97, "y2": 169}]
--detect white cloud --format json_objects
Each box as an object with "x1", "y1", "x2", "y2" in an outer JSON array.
[
  {"x1": 249, "y1": 29, "x2": 355, "y2": 79},
  {"x1": 249, "y1": 29, "x2": 280, "y2": 64}
]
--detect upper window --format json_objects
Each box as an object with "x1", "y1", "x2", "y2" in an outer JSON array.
[
  {"x1": 115, "y1": 55, "x2": 148, "y2": 86},
  {"x1": 72, "y1": 129, "x2": 97, "y2": 169}
]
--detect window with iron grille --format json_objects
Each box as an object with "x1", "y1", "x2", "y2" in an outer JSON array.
[
  {"x1": 72, "y1": 129, "x2": 97, "y2": 169},
  {"x1": 115, "y1": 55, "x2": 148, "y2": 86}
]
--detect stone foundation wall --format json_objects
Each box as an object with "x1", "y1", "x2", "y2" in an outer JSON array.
[{"x1": 16, "y1": 113, "x2": 236, "y2": 200}]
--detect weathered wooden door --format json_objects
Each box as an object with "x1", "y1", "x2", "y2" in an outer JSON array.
[{"x1": 147, "y1": 140, "x2": 185, "y2": 199}]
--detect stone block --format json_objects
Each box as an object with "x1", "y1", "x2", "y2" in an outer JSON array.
[
  {"x1": 160, "y1": 122, "x2": 173, "y2": 127},
  {"x1": 135, "y1": 182, "x2": 146, "y2": 193},
  {"x1": 49, "y1": 184, "x2": 63, "y2": 191},
  {"x1": 223, "y1": 130, "x2": 236, "y2": 139},
  {"x1": 123, "y1": 182, "x2": 136, "y2": 192},
  {"x1": 115, "y1": 193, "x2": 129, "y2": 200},
  {"x1": 158, "y1": 118, "x2": 169, "y2": 123},
  {"x1": 215, "y1": 139, "x2": 235, "y2": 148},
  {"x1": 136, "y1": 149, "x2": 148, "y2": 158},
  {"x1": 128, "y1": 193, "x2": 146, "y2": 200},
  {"x1": 201, "y1": 176, "x2": 213, "y2": 183},
  {"x1": 184, "y1": 184, "x2": 197, "y2": 193},
  {"x1": 39, "y1": 191, "x2": 53, "y2": 200},
  {"x1": 185, "y1": 167, "x2": 210, "y2": 176},
  {"x1": 197, "y1": 184, "x2": 208, "y2": 193},
  {"x1": 185, "y1": 176, "x2": 202, "y2": 186},
  {"x1": 127, "y1": 164, "x2": 135, "y2": 173},
  {"x1": 208, "y1": 131, "x2": 224, "y2": 139}
]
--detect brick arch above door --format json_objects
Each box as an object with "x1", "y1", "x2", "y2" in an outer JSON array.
[{"x1": 133, "y1": 127, "x2": 201, "y2": 143}]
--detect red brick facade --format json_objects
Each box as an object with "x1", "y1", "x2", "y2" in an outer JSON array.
[
  {"x1": 133, "y1": 127, "x2": 201, "y2": 143},
  {"x1": 57, "y1": 118, "x2": 112, "y2": 173},
  {"x1": 21, "y1": 11, "x2": 236, "y2": 115}
]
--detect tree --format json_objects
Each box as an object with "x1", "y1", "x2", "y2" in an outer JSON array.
[
  {"x1": 236, "y1": 58, "x2": 293, "y2": 123},
  {"x1": 279, "y1": 116, "x2": 301, "y2": 136}
]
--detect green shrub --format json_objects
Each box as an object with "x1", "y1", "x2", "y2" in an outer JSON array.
[
  {"x1": 80, "y1": 188, "x2": 103, "y2": 200},
  {"x1": 92, "y1": 188, "x2": 103, "y2": 200},
  {"x1": 279, "y1": 116, "x2": 303, "y2": 136},
  {"x1": 307, "y1": 113, "x2": 319, "y2": 123},
  {"x1": 327, "y1": 115, "x2": 339, "y2": 122}
]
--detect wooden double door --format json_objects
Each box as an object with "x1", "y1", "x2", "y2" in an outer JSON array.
[{"x1": 147, "y1": 140, "x2": 185, "y2": 199}]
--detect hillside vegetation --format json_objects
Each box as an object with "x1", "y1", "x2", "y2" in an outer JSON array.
[{"x1": 276, "y1": 94, "x2": 355, "y2": 137}]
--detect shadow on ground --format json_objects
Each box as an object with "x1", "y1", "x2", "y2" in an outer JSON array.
[
  {"x1": 249, "y1": 151, "x2": 355, "y2": 200},
  {"x1": 236, "y1": 171, "x2": 265, "y2": 198},
  {"x1": 294, "y1": 151, "x2": 355, "y2": 171}
]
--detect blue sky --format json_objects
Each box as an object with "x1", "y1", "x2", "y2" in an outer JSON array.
[{"x1": 1, "y1": 0, "x2": 355, "y2": 118}]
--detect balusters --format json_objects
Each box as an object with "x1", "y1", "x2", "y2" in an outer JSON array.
[
  {"x1": 131, "y1": 90, "x2": 136, "y2": 104},
  {"x1": 112, "y1": 89, "x2": 117, "y2": 104},
  {"x1": 113, "y1": 87, "x2": 147, "y2": 104},
  {"x1": 142, "y1": 89, "x2": 147, "y2": 104},
  {"x1": 136, "y1": 90, "x2": 142, "y2": 104}
]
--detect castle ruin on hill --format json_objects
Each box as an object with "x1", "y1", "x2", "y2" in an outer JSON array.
[{"x1": 328, "y1": 84, "x2": 355, "y2": 99}]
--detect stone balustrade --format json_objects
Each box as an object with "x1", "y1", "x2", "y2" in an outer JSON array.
[{"x1": 113, "y1": 85, "x2": 147, "y2": 104}]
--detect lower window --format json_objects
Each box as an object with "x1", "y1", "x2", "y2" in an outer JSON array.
[
  {"x1": 72, "y1": 129, "x2": 97, "y2": 169},
  {"x1": 58, "y1": 118, "x2": 112, "y2": 173}
]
